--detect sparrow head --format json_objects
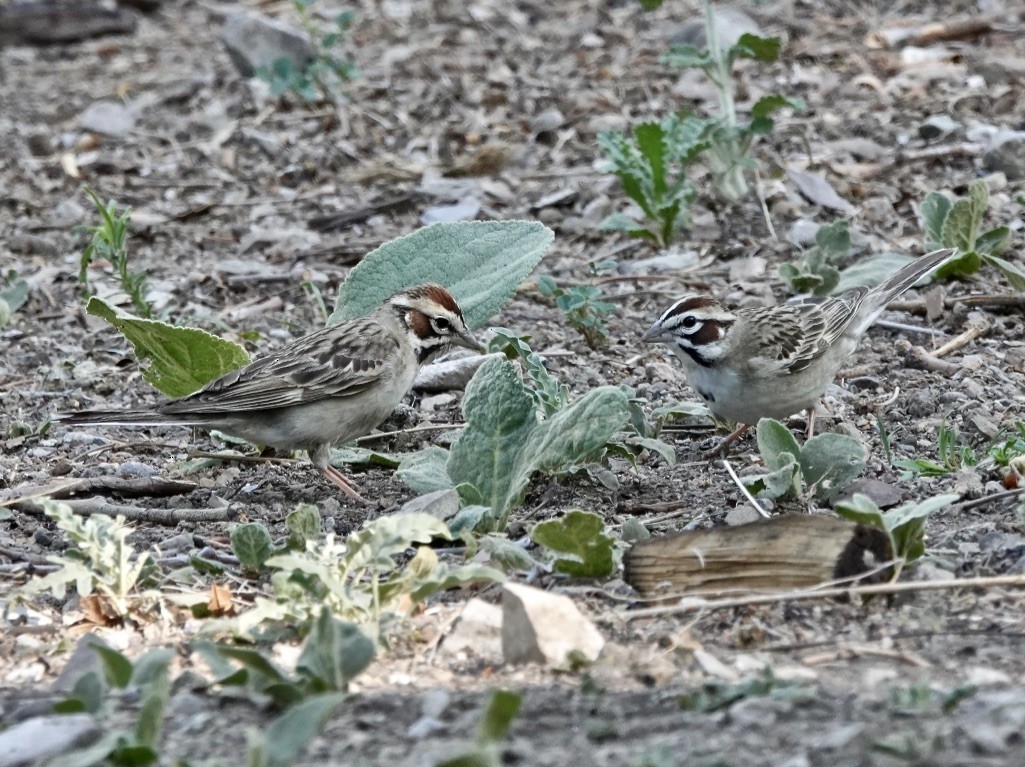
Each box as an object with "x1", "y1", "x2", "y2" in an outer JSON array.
[
  {"x1": 390, "y1": 284, "x2": 482, "y2": 362},
  {"x1": 642, "y1": 295, "x2": 736, "y2": 367}
]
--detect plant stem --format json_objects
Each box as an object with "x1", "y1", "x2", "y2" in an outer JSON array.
[{"x1": 703, "y1": 0, "x2": 734, "y2": 126}]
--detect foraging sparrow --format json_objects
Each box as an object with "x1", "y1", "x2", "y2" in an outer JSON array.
[
  {"x1": 642, "y1": 248, "x2": 958, "y2": 453},
  {"x1": 56, "y1": 284, "x2": 481, "y2": 500}
]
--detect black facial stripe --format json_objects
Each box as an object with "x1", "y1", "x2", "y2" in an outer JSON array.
[{"x1": 676, "y1": 340, "x2": 713, "y2": 368}]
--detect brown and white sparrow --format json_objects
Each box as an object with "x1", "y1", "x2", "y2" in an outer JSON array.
[
  {"x1": 642, "y1": 248, "x2": 958, "y2": 454},
  {"x1": 56, "y1": 284, "x2": 481, "y2": 500}
]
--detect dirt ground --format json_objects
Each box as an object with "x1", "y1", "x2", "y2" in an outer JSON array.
[{"x1": 3, "y1": 0, "x2": 1025, "y2": 764}]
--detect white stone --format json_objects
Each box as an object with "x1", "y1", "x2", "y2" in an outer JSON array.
[
  {"x1": 0, "y1": 715, "x2": 101, "y2": 767},
  {"x1": 502, "y1": 583, "x2": 604, "y2": 667},
  {"x1": 441, "y1": 598, "x2": 502, "y2": 659}
]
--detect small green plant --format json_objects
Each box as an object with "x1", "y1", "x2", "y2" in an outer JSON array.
[
  {"x1": 397, "y1": 357, "x2": 633, "y2": 533},
  {"x1": 658, "y1": 1, "x2": 804, "y2": 200},
  {"x1": 224, "y1": 509, "x2": 502, "y2": 640},
  {"x1": 920, "y1": 179, "x2": 1025, "y2": 289},
  {"x1": 257, "y1": 1, "x2": 357, "y2": 103},
  {"x1": 778, "y1": 220, "x2": 851, "y2": 295},
  {"x1": 679, "y1": 667, "x2": 809, "y2": 713},
  {"x1": 531, "y1": 510, "x2": 616, "y2": 578},
  {"x1": 598, "y1": 112, "x2": 707, "y2": 247},
  {"x1": 22, "y1": 501, "x2": 159, "y2": 616},
  {"x1": 894, "y1": 420, "x2": 978, "y2": 480},
  {"x1": 51, "y1": 644, "x2": 174, "y2": 766},
  {"x1": 198, "y1": 608, "x2": 374, "y2": 708},
  {"x1": 835, "y1": 492, "x2": 959, "y2": 579},
  {"x1": 0, "y1": 269, "x2": 30, "y2": 327},
  {"x1": 488, "y1": 329, "x2": 569, "y2": 417},
  {"x1": 435, "y1": 690, "x2": 522, "y2": 767},
  {"x1": 987, "y1": 421, "x2": 1025, "y2": 467},
  {"x1": 742, "y1": 418, "x2": 867, "y2": 502},
  {"x1": 80, "y1": 188, "x2": 152, "y2": 318},
  {"x1": 536, "y1": 275, "x2": 616, "y2": 348}
]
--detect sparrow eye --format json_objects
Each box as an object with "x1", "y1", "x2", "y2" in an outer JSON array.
[
  {"x1": 681, "y1": 316, "x2": 698, "y2": 329},
  {"x1": 433, "y1": 317, "x2": 453, "y2": 332}
]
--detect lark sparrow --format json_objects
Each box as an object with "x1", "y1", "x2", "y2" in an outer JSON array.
[
  {"x1": 642, "y1": 248, "x2": 958, "y2": 453},
  {"x1": 56, "y1": 284, "x2": 481, "y2": 500}
]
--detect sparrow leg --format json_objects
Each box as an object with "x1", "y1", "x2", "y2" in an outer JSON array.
[
  {"x1": 702, "y1": 424, "x2": 751, "y2": 461},
  {"x1": 805, "y1": 408, "x2": 816, "y2": 440},
  {"x1": 310, "y1": 444, "x2": 366, "y2": 503}
]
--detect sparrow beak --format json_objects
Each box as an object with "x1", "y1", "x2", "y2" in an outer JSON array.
[
  {"x1": 641, "y1": 321, "x2": 664, "y2": 343},
  {"x1": 453, "y1": 327, "x2": 485, "y2": 353}
]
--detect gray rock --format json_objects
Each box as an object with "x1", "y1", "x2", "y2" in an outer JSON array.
[
  {"x1": 420, "y1": 198, "x2": 481, "y2": 224},
  {"x1": 115, "y1": 461, "x2": 157, "y2": 478},
  {"x1": 667, "y1": 5, "x2": 762, "y2": 50},
  {"x1": 61, "y1": 431, "x2": 109, "y2": 448},
  {"x1": 502, "y1": 583, "x2": 604, "y2": 667},
  {"x1": 220, "y1": 11, "x2": 316, "y2": 79},
  {"x1": 983, "y1": 130, "x2": 1025, "y2": 180},
  {"x1": 53, "y1": 634, "x2": 111, "y2": 693},
  {"x1": 830, "y1": 478, "x2": 904, "y2": 509},
  {"x1": 79, "y1": 100, "x2": 137, "y2": 138},
  {"x1": 414, "y1": 353, "x2": 502, "y2": 392},
  {"x1": 0, "y1": 714, "x2": 101, "y2": 767},
  {"x1": 725, "y1": 505, "x2": 763, "y2": 526},
  {"x1": 531, "y1": 107, "x2": 566, "y2": 135},
  {"x1": 788, "y1": 219, "x2": 820, "y2": 247}
]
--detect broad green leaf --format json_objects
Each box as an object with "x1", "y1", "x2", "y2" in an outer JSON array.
[
  {"x1": 883, "y1": 493, "x2": 959, "y2": 533},
  {"x1": 834, "y1": 493, "x2": 887, "y2": 529},
  {"x1": 286, "y1": 503, "x2": 321, "y2": 549},
  {"x1": 297, "y1": 609, "x2": 375, "y2": 690},
  {"x1": 478, "y1": 689, "x2": 522, "y2": 743},
  {"x1": 621, "y1": 516, "x2": 650, "y2": 543},
  {"x1": 799, "y1": 433, "x2": 866, "y2": 499},
  {"x1": 637, "y1": 0, "x2": 666, "y2": 9},
  {"x1": 231, "y1": 523, "x2": 275, "y2": 573},
  {"x1": 109, "y1": 745, "x2": 158, "y2": 766},
  {"x1": 744, "y1": 460, "x2": 799, "y2": 500},
  {"x1": 329, "y1": 221, "x2": 554, "y2": 329},
  {"x1": 44, "y1": 732, "x2": 125, "y2": 767},
  {"x1": 396, "y1": 446, "x2": 454, "y2": 494},
  {"x1": 968, "y1": 179, "x2": 989, "y2": 234},
  {"x1": 651, "y1": 401, "x2": 713, "y2": 422},
  {"x1": 635, "y1": 122, "x2": 668, "y2": 197},
  {"x1": 406, "y1": 561, "x2": 505, "y2": 603},
  {"x1": 329, "y1": 447, "x2": 402, "y2": 469},
  {"x1": 975, "y1": 226, "x2": 1011, "y2": 256},
  {"x1": 919, "y1": 192, "x2": 952, "y2": 248},
  {"x1": 531, "y1": 510, "x2": 615, "y2": 578},
  {"x1": 478, "y1": 534, "x2": 537, "y2": 571},
  {"x1": 86, "y1": 296, "x2": 250, "y2": 397},
  {"x1": 447, "y1": 504, "x2": 494, "y2": 535},
  {"x1": 751, "y1": 94, "x2": 806, "y2": 119},
  {"x1": 730, "y1": 33, "x2": 781, "y2": 62},
  {"x1": 59, "y1": 670, "x2": 105, "y2": 714},
  {"x1": 940, "y1": 199, "x2": 976, "y2": 252},
  {"x1": 983, "y1": 253, "x2": 1025, "y2": 290},
  {"x1": 261, "y1": 693, "x2": 346, "y2": 767},
  {"x1": 448, "y1": 359, "x2": 631, "y2": 522},
  {"x1": 0, "y1": 278, "x2": 30, "y2": 325},
  {"x1": 833, "y1": 252, "x2": 915, "y2": 294},
  {"x1": 934, "y1": 250, "x2": 982, "y2": 281},
  {"x1": 755, "y1": 418, "x2": 801, "y2": 472},
  {"x1": 133, "y1": 650, "x2": 171, "y2": 747},
  {"x1": 92, "y1": 644, "x2": 133, "y2": 688},
  {"x1": 627, "y1": 435, "x2": 677, "y2": 467},
  {"x1": 814, "y1": 219, "x2": 850, "y2": 261}
]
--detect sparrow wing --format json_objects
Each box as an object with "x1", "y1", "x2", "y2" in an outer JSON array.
[{"x1": 158, "y1": 317, "x2": 398, "y2": 414}]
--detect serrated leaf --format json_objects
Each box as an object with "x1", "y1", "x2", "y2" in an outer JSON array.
[
  {"x1": 756, "y1": 418, "x2": 801, "y2": 472},
  {"x1": 329, "y1": 221, "x2": 554, "y2": 329},
  {"x1": 799, "y1": 433, "x2": 866, "y2": 499},
  {"x1": 635, "y1": 122, "x2": 668, "y2": 197},
  {"x1": 448, "y1": 359, "x2": 631, "y2": 523},
  {"x1": 940, "y1": 199, "x2": 976, "y2": 252},
  {"x1": 231, "y1": 523, "x2": 275, "y2": 573},
  {"x1": 531, "y1": 510, "x2": 615, "y2": 578},
  {"x1": 261, "y1": 693, "x2": 346, "y2": 767},
  {"x1": 85, "y1": 296, "x2": 251, "y2": 397},
  {"x1": 919, "y1": 192, "x2": 952, "y2": 248}
]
